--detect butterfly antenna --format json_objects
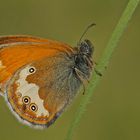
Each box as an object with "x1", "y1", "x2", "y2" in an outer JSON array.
[{"x1": 78, "y1": 23, "x2": 96, "y2": 45}]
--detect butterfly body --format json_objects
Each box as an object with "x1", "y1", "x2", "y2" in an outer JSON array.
[{"x1": 0, "y1": 35, "x2": 94, "y2": 128}]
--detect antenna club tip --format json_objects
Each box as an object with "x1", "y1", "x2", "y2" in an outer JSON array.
[
  {"x1": 89, "y1": 23, "x2": 96, "y2": 28},
  {"x1": 78, "y1": 22, "x2": 96, "y2": 43}
]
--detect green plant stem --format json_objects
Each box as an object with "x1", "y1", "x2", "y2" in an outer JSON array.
[{"x1": 65, "y1": 0, "x2": 140, "y2": 140}]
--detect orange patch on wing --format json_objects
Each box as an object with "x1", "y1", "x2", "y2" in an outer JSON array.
[{"x1": 0, "y1": 37, "x2": 74, "y2": 87}]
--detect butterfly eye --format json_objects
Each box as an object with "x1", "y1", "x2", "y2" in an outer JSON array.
[
  {"x1": 22, "y1": 96, "x2": 31, "y2": 105},
  {"x1": 30, "y1": 103, "x2": 38, "y2": 112},
  {"x1": 29, "y1": 67, "x2": 36, "y2": 74}
]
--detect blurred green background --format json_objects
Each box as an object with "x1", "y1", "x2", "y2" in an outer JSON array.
[{"x1": 0, "y1": 0, "x2": 139, "y2": 140}]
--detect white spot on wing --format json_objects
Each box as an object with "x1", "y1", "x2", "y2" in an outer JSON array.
[{"x1": 16, "y1": 66, "x2": 49, "y2": 117}]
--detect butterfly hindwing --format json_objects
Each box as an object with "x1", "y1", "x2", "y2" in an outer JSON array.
[{"x1": 6, "y1": 54, "x2": 81, "y2": 128}]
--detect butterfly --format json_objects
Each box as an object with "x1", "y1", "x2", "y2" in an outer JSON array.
[{"x1": 0, "y1": 24, "x2": 97, "y2": 129}]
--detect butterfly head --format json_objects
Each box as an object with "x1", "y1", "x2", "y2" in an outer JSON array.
[
  {"x1": 78, "y1": 39, "x2": 94, "y2": 58},
  {"x1": 77, "y1": 23, "x2": 95, "y2": 58}
]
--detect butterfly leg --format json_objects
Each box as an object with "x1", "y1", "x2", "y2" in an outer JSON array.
[
  {"x1": 93, "y1": 60, "x2": 103, "y2": 76},
  {"x1": 74, "y1": 67, "x2": 89, "y2": 95},
  {"x1": 94, "y1": 68, "x2": 102, "y2": 76}
]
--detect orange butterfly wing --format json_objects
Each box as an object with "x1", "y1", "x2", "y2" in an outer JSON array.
[{"x1": 0, "y1": 35, "x2": 74, "y2": 94}]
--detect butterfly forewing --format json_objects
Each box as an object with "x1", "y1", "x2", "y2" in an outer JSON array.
[{"x1": 0, "y1": 36, "x2": 74, "y2": 95}]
